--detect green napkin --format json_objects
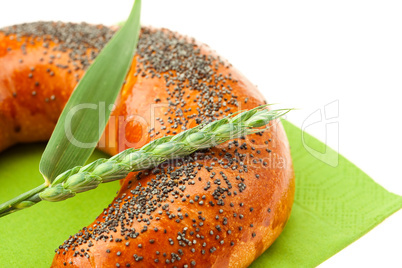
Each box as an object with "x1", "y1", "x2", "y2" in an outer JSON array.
[{"x1": 0, "y1": 121, "x2": 401, "y2": 267}]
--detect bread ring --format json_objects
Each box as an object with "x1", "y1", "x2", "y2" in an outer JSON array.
[{"x1": 0, "y1": 22, "x2": 294, "y2": 267}]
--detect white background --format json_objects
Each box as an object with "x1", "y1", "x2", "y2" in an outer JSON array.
[{"x1": 1, "y1": 1, "x2": 401, "y2": 267}]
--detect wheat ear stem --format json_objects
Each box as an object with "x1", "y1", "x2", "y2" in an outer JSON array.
[{"x1": 0, "y1": 105, "x2": 290, "y2": 217}]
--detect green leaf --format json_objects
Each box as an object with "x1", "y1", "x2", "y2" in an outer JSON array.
[{"x1": 39, "y1": 0, "x2": 142, "y2": 184}]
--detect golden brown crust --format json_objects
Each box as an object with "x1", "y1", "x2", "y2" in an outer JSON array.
[
  {"x1": 0, "y1": 32, "x2": 81, "y2": 151},
  {"x1": 0, "y1": 22, "x2": 294, "y2": 268}
]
